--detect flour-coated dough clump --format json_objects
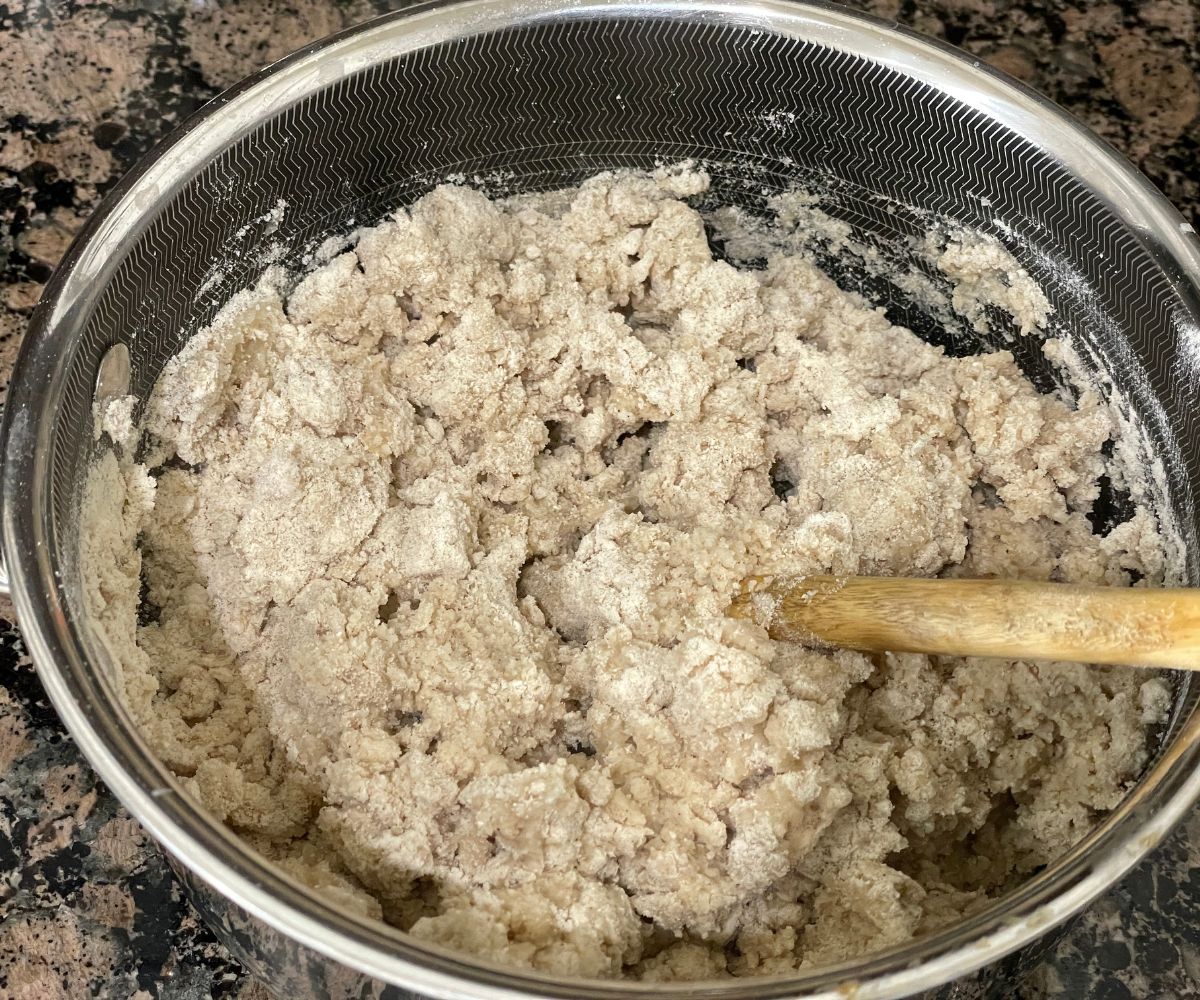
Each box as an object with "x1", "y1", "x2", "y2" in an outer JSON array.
[{"x1": 82, "y1": 167, "x2": 1173, "y2": 980}]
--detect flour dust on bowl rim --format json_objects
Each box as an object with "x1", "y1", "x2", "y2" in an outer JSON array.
[{"x1": 4, "y1": 1, "x2": 1200, "y2": 997}]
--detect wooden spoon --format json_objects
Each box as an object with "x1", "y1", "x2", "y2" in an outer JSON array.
[{"x1": 727, "y1": 575, "x2": 1200, "y2": 669}]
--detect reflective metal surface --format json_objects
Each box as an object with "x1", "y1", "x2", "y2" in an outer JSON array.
[{"x1": 5, "y1": 1, "x2": 1200, "y2": 997}]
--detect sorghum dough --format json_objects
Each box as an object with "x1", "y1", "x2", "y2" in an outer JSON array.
[{"x1": 83, "y1": 167, "x2": 1173, "y2": 979}]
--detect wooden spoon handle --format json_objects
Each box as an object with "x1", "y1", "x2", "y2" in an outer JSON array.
[{"x1": 729, "y1": 575, "x2": 1200, "y2": 670}]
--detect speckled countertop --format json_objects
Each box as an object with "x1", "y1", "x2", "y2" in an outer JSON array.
[{"x1": 1, "y1": 1, "x2": 1199, "y2": 998}]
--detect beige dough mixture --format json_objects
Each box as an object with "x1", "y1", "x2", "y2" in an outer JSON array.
[{"x1": 83, "y1": 167, "x2": 1175, "y2": 979}]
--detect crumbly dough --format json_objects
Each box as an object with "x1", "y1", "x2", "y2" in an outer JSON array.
[{"x1": 82, "y1": 167, "x2": 1174, "y2": 980}]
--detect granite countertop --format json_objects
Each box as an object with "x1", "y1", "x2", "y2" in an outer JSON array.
[{"x1": 1, "y1": 1, "x2": 1199, "y2": 998}]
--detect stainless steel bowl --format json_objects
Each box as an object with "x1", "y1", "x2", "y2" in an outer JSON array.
[{"x1": 5, "y1": 2, "x2": 1200, "y2": 998}]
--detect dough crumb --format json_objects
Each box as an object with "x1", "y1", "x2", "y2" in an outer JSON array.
[
  {"x1": 82, "y1": 168, "x2": 1171, "y2": 980},
  {"x1": 934, "y1": 230, "x2": 1052, "y2": 335}
]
